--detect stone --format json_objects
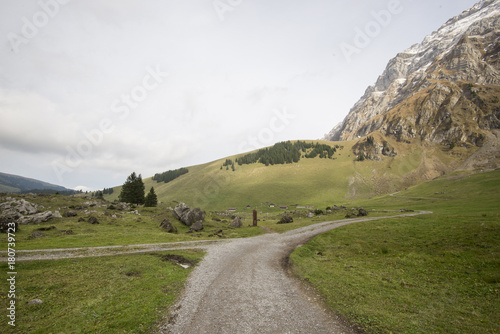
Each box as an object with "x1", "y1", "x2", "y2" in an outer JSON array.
[
  {"x1": 53, "y1": 211, "x2": 62, "y2": 218},
  {"x1": 88, "y1": 216, "x2": 100, "y2": 224},
  {"x1": 277, "y1": 215, "x2": 294, "y2": 224},
  {"x1": 173, "y1": 203, "x2": 206, "y2": 228},
  {"x1": 160, "y1": 219, "x2": 177, "y2": 233},
  {"x1": 357, "y1": 208, "x2": 369, "y2": 217},
  {"x1": 28, "y1": 299, "x2": 43, "y2": 305},
  {"x1": 30, "y1": 231, "x2": 43, "y2": 238},
  {"x1": 63, "y1": 210, "x2": 77, "y2": 217},
  {"x1": 230, "y1": 217, "x2": 243, "y2": 228},
  {"x1": 306, "y1": 212, "x2": 314, "y2": 218},
  {"x1": 18, "y1": 211, "x2": 53, "y2": 224},
  {"x1": 189, "y1": 220, "x2": 204, "y2": 232},
  {"x1": 0, "y1": 217, "x2": 18, "y2": 233}
]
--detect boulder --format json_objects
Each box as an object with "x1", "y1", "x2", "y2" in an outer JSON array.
[
  {"x1": 28, "y1": 299, "x2": 43, "y2": 306},
  {"x1": 30, "y1": 231, "x2": 44, "y2": 238},
  {"x1": 189, "y1": 220, "x2": 204, "y2": 232},
  {"x1": 88, "y1": 216, "x2": 100, "y2": 224},
  {"x1": 0, "y1": 217, "x2": 18, "y2": 233},
  {"x1": 173, "y1": 203, "x2": 206, "y2": 228},
  {"x1": 277, "y1": 215, "x2": 294, "y2": 224},
  {"x1": 159, "y1": 219, "x2": 177, "y2": 233},
  {"x1": 18, "y1": 211, "x2": 53, "y2": 225},
  {"x1": 63, "y1": 210, "x2": 78, "y2": 217},
  {"x1": 53, "y1": 211, "x2": 62, "y2": 218},
  {"x1": 306, "y1": 212, "x2": 314, "y2": 218},
  {"x1": 230, "y1": 217, "x2": 243, "y2": 228},
  {"x1": 357, "y1": 208, "x2": 368, "y2": 217}
]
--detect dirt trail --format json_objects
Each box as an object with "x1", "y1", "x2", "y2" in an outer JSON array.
[{"x1": 157, "y1": 211, "x2": 431, "y2": 334}]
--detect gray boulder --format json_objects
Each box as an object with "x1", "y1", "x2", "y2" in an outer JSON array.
[
  {"x1": 159, "y1": 219, "x2": 177, "y2": 233},
  {"x1": 357, "y1": 208, "x2": 368, "y2": 217},
  {"x1": 18, "y1": 211, "x2": 53, "y2": 225},
  {"x1": 189, "y1": 220, "x2": 204, "y2": 232},
  {"x1": 277, "y1": 215, "x2": 294, "y2": 224},
  {"x1": 230, "y1": 217, "x2": 243, "y2": 228},
  {"x1": 173, "y1": 203, "x2": 206, "y2": 228},
  {"x1": 306, "y1": 212, "x2": 314, "y2": 218}
]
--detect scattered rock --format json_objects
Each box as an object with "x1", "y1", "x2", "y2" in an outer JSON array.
[
  {"x1": 159, "y1": 219, "x2": 177, "y2": 233},
  {"x1": 78, "y1": 217, "x2": 86, "y2": 222},
  {"x1": 61, "y1": 230, "x2": 74, "y2": 235},
  {"x1": 357, "y1": 208, "x2": 368, "y2": 217},
  {"x1": 37, "y1": 226, "x2": 56, "y2": 231},
  {"x1": 18, "y1": 211, "x2": 53, "y2": 225},
  {"x1": 306, "y1": 212, "x2": 314, "y2": 218},
  {"x1": 230, "y1": 217, "x2": 243, "y2": 228},
  {"x1": 63, "y1": 210, "x2": 77, "y2": 217},
  {"x1": 0, "y1": 217, "x2": 18, "y2": 233},
  {"x1": 173, "y1": 203, "x2": 206, "y2": 229},
  {"x1": 30, "y1": 231, "x2": 44, "y2": 239},
  {"x1": 88, "y1": 216, "x2": 100, "y2": 224},
  {"x1": 27, "y1": 299, "x2": 43, "y2": 306},
  {"x1": 277, "y1": 215, "x2": 294, "y2": 224},
  {"x1": 53, "y1": 211, "x2": 62, "y2": 218},
  {"x1": 189, "y1": 220, "x2": 204, "y2": 232}
]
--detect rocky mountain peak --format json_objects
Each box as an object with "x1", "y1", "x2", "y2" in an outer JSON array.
[{"x1": 324, "y1": 0, "x2": 500, "y2": 147}]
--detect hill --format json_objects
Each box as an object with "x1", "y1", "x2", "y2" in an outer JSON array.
[
  {"x1": 0, "y1": 172, "x2": 73, "y2": 194},
  {"x1": 106, "y1": 138, "x2": 478, "y2": 211}
]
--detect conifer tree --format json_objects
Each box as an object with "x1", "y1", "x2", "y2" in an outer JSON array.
[
  {"x1": 119, "y1": 172, "x2": 145, "y2": 205},
  {"x1": 144, "y1": 187, "x2": 158, "y2": 207}
]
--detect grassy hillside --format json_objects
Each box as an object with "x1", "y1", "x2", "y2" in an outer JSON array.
[
  {"x1": 291, "y1": 170, "x2": 500, "y2": 333},
  {"x1": 107, "y1": 138, "x2": 474, "y2": 211},
  {"x1": 0, "y1": 172, "x2": 70, "y2": 193}
]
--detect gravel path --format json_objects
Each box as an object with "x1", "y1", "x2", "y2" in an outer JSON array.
[{"x1": 158, "y1": 211, "x2": 431, "y2": 334}]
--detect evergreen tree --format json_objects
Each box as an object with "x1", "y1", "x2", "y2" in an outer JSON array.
[
  {"x1": 144, "y1": 187, "x2": 158, "y2": 207},
  {"x1": 119, "y1": 172, "x2": 145, "y2": 205}
]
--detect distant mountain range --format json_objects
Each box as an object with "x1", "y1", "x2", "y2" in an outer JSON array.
[
  {"x1": 323, "y1": 0, "x2": 500, "y2": 171},
  {"x1": 0, "y1": 172, "x2": 74, "y2": 194}
]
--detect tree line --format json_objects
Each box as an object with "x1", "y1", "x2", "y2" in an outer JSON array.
[
  {"x1": 152, "y1": 167, "x2": 189, "y2": 183},
  {"x1": 235, "y1": 141, "x2": 339, "y2": 167}
]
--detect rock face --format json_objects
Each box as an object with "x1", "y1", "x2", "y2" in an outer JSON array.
[
  {"x1": 324, "y1": 0, "x2": 500, "y2": 153},
  {"x1": 173, "y1": 203, "x2": 205, "y2": 231}
]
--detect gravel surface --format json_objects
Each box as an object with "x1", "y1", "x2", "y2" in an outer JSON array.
[{"x1": 158, "y1": 211, "x2": 431, "y2": 334}]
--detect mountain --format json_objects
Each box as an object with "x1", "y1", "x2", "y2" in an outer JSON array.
[
  {"x1": 323, "y1": 0, "x2": 500, "y2": 170},
  {"x1": 0, "y1": 172, "x2": 73, "y2": 194}
]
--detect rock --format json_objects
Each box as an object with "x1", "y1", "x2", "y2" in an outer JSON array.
[
  {"x1": 0, "y1": 217, "x2": 18, "y2": 233},
  {"x1": 37, "y1": 226, "x2": 56, "y2": 231},
  {"x1": 53, "y1": 211, "x2": 62, "y2": 218},
  {"x1": 230, "y1": 217, "x2": 243, "y2": 228},
  {"x1": 0, "y1": 208, "x2": 22, "y2": 221},
  {"x1": 159, "y1": 219, "x2": 177, "y2": 233},
  {"x1": 277, "y1": 215, "x2": 294, "y2": 224},
  {"x1": 28, "y1": 299, "x2": 43, "y2": 305},
  {"x1": 189, "y1": 220, "x2": 204, "y2": 232},
  {"x1": 306, "y1": 212, "x2": 314, "y2": 218},
  {"x1": 30, "y1": 231, "x2": 44, "y2": 238},
  {"x1": 88, "y1": 216, "x2": 100, "y2": 224},
  {"x1": 18, "y1": 211, "x2": 53, "y2": 225},
  {"x1": 173, "y1": 203, "x2": 206, "y2": 228},
  {"x1": 63, "y1": 210, "x2": 77, "y2": 217},
  {"x1": 78, "y1": 217, "x2": 86, "y2": 222},
  {"x1": 357, "y1": 208, "x2": 369, "y2": 217}
]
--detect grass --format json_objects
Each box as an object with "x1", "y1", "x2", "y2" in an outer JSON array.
[
  {"x1": 105, "y1": 138, "x2": 471, "y2": 211},
  {"x1": 290, "y1": 170, "x2": 500, "y2": 333},
  {"x1": 0, "y1": 250, "x2": 204, "y2": 333}
]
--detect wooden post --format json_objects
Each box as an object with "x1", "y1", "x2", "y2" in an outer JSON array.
[{"x1": 252, "y1": 209, "x2": 257, "y2": 226}]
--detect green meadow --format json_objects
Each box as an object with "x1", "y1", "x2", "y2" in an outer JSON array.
[{"x1": 290, "y1": 170, "x2": 500, "y2": 333}]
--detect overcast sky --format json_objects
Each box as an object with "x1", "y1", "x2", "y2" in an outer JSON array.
[{"x1": 0, "y1": 0, "x2": 480, "y2": 191}]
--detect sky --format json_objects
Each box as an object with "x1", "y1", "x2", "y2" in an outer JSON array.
[{"x1": 0, "y1": 0, "x2": 480, "y2": 191}]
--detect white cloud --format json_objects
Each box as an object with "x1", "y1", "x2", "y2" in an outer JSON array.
[{"x1": 0, "y1": 0, "x2": 481, "y2": 189}]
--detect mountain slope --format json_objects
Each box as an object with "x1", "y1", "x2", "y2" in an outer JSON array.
[
  {"x1": 0, "y1": 172, "x2": 71, "y2": 193},
  {"x1": 324, "y1": 0, "x2": 500, "y2": 169}
]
